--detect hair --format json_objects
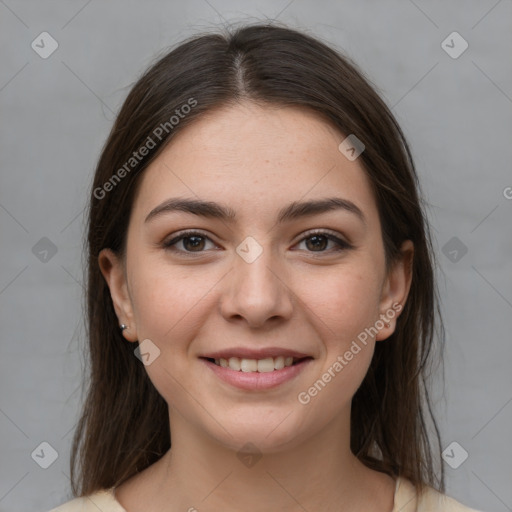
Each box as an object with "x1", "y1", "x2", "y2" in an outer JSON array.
[{"x1": 71, "y1": 22, "x2": 445, "y2": 498}]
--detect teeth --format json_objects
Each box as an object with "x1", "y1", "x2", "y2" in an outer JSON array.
[
  {"x1": 274, "y1": 356, "x2": 285, "y2": 370},
  {"x1": 228, "y1": 357, "x2": 241, "y2": 371},
  {"x1": 213, "y1": 356, "x2": 299, "y2": 372},
  {"x1": 241, "y1": 359, "x2": 258, "y2": 372},
  {"x1": 257, "y1": 358, "x2": 275, "y2": 373}
]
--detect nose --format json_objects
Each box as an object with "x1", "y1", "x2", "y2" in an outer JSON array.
[{"x1": 219, "y1": 247, "x2": 294, "y2": 329}]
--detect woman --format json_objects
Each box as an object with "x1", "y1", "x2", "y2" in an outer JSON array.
[{"x1": 49, "y1": 23, "x2": 481, "y2": 512}]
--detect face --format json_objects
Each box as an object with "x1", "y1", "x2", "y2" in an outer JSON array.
[{"x1": 100, "y1": 101, "x2": 412, "y2": 453}]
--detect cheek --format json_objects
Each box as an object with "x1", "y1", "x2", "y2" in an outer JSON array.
[
  {"x1": 297, "y1": 265, "x2": 382, "y2": 344},
  {"x1": 128, "y1": 259, "x2": 207, "y2": 345},
  {"x1": 127, "y1": 263, "x2": 211, "y2": 406},
  {"x1": 294, "y1": 270, "x2": 380, "y2": 419}
]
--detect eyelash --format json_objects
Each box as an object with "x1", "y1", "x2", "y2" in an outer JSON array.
[{"x1": 162, "y1": 229, "x2": 353, "y2": 256}]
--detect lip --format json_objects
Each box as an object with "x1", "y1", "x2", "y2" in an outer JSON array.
[
  {"x1": 201, "y1": 357, "x2": 313, "y2": 391},
  {"x1": 200, "y1": 347, "x2": 312, "y2": 360}
]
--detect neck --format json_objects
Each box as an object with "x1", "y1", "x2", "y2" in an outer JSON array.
[{"x1": 141, "y1": 410, "x2": 395, "y2": 512}]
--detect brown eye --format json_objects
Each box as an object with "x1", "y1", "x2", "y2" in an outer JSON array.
[
  {"x1": 305, "y1": 234, "x2": 329, "y2": 251},
  {"x1": 181, "y1": 235, "x2": 206, "y2": 251},
  {"x1": 296, "y1": 231, "x2": 353, "y2": 253},
  {"x1": 163, "y1": 231, "x2": 216, "y2": 254}
]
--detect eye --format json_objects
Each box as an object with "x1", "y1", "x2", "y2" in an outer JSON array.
[
  {"x1": 163, "y1": 230, "x2": 217, "y2": 254},
  {"x1": 163, "y1": 229, "x2": 353, "y2": 256},
  {"x1": 294, "y1": 230, "x2": 353, "y2": 253}
]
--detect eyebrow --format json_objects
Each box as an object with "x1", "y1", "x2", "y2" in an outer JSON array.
[{"x1": 144, "y1": 196, "x2": 366, "y2": 225}]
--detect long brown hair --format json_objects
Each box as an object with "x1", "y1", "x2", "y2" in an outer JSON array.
[{"x1": 71, "y1": 22, "x2": 445, "y2": 497}]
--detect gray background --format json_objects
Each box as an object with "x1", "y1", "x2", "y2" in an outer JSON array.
[{"x1": 1, "y1": 1, "x2": 511, "y2": 511}]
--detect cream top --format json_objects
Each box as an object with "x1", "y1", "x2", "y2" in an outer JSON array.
[{"x1": 48, "y1": 476, "x2": 482, "y2": 511}]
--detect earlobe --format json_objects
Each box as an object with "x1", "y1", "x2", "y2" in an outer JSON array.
[
  {"x1": 376, "y1": 240, "x2": 414, "y2": 341},
  {"x1": 98, "y1": 248, "x2": 138, "y2": 342}
]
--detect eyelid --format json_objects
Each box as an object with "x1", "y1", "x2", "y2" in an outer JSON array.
[
  {"x1": 297, "y1": 228, "x2": 352, "y2": 245},
  {"x1": 293, "y1": 229, "x2": 354, "y2": 254},
  {"x1": 163, "y1": 229, "x2": 219, "y2": 250},
  {"x1": 163, "y1": 228, "x2": 353, "y2": 255}
]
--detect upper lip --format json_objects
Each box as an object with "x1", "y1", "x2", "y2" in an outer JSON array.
[{"x1": 200, "y1": 348, "x2": 312, "y2": 360}]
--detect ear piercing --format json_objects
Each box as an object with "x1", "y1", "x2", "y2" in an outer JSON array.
[{"x1": 120, "y1": 324, "x2": 129, "y2": 332}]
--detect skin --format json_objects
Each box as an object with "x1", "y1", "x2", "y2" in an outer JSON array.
[{"x1": 99, "y1": 101, "x2": 413, "y2": 512}]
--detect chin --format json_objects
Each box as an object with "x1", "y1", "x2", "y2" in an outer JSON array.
[{"x1": 201, "y1": 409, "x2": 308, "y2": 455}]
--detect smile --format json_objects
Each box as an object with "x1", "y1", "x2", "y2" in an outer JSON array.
[
  {"x1": 209, "y1": 356, "x2": 305, "y2": 373},
  {"x1": 200, "y1": 356, "x2": 313, "y2": 391}
]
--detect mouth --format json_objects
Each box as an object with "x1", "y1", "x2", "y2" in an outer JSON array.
[
  {"x1": 201, "y1": 355, "x2": 312, "y2": 373},
  {"x1": 199, "y1": 353, "x2": 314, "y2": 391}
]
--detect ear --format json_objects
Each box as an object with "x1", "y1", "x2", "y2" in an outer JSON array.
[
  {"x1": 376, "y1": 240, "x2": 414, "y2": 341},
  {"x1": 98, "y1": 248, "x2": 138, "y2": 342}
]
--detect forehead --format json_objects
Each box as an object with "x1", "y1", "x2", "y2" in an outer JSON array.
[{"x1": 132, "y1": 102, "x2": 379, "y2": 227}]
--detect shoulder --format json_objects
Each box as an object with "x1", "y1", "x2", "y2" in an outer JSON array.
[
  {"x1": 418, "y1": 485, "x2": 482, "y2": 512},
  {"x1": 395, "y1": 477, "x2": 483, "y2": 512},
  {"x1": 46, "y1": 488, "x2": 126, "y2": 512}
]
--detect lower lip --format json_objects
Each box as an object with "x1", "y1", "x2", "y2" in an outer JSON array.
[{"x1": 201, "y1": 358, "x2": 312, "y2": 391}]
